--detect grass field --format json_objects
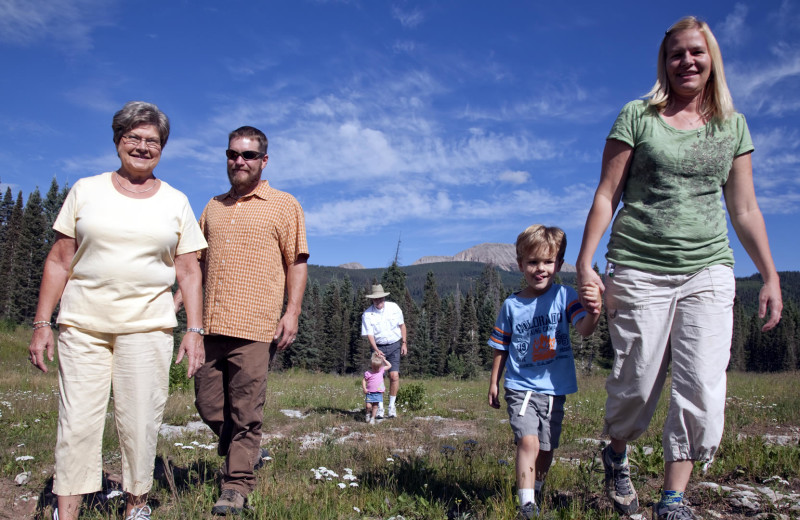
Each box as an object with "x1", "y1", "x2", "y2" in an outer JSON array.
[{"x1": 1, "y1": 325, "x2": 799, "y2": 519}]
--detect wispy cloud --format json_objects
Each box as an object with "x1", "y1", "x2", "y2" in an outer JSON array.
[
  {"x1": 391, "y1": 5, "x2": 425, "y2": 29},
  {"x1": 0, "y1": 0, "x2": 113, "y2": 52},
  {"x1": 716, "y1": 3, "x2": 749, "y2": 48},
  {"x1": 498, "y1": 170, "x2": 530, "y2": 184}
]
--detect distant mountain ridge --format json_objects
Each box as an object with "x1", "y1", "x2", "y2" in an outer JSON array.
[{"x1": 411, "y1": 242, "x2": 576, "y2": 272}]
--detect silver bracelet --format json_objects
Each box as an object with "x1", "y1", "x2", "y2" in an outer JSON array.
[{"x1": 32, "y1": 321, "x2": 52, "y2": 329}]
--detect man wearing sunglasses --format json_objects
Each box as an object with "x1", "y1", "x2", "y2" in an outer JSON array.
[{"x1": 191, "y1": 126, "x2": 309, "y2": 515}]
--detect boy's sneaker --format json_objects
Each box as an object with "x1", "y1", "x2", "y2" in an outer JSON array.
[
  {"x1": 517, "y1": 501, "x2": 539, "y2": 519},
  {"x1": 601, "y1": 444, "x2": 639, "y2": 515},
  {"x1": 376, "y1": 406, "x2": 384, "y2": 419},
  {"x1": 125, "y1": 506, "x2": 152, "y2": 520},
  {"x1": 212, "y1": 488, "x2": 246, "y2": 515},
  {"x1": 387, "y1": 405, "x2": 397, "y2": 418},
  {"x1": 652, "y1": 501, "x2": 698, "y2": 520}
]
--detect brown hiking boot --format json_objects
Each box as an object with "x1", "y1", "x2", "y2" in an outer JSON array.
[{"x1": 211, "y1": 488, "x2": 245, "y2": 516}]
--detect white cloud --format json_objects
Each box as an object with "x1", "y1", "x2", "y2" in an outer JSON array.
[
  {"x1": 716, "y1": 3, "x2": 749, "y2": 48},
  {"x1": 498, "y1": 170, "x2": 529, "y2": 184},
  {"x1": 728, "y1": 45, "x2": 800, "y2": 113},
  {"x1": 391, "y1": 6, "x2": 425, "y2": 29},
  {"x1": 392, "y1": 40, "x2": 418, "y2": 54},
  {"x1": 0, "y1": 0, "x2": 112, "y2": 52}
]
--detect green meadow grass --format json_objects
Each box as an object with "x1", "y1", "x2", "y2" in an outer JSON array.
[{"x1": 1, "y1": 325, "x2": 798, "y2": 519}]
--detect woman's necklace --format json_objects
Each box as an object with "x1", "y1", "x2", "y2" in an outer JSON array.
[
  {"x1": 670, "y1": 108, "x2": 706, "y2": 137},
  {"x1": 114, "y1": 171, "x2": 157, "y2": 194}
]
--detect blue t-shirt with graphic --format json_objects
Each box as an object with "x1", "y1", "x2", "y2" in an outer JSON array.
[{"x1": 488, "y1": 284, "x2": 586, "y2": 395}]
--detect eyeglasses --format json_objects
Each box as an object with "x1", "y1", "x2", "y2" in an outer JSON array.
[
  {"x1": 226, "y1": 149, "x2": 265, "y2": 161},
  {"x1": 122, "y1": 134, "x2": 162, "y2": 150}
]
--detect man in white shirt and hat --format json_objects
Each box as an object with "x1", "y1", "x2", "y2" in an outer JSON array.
[{"x1": 361, "y1": 284, "x2": 407, "y2": 418}]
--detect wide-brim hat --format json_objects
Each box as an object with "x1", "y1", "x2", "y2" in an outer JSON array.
[{"x1": 365, "y1": 284, "x2": 390, "y2": 298}]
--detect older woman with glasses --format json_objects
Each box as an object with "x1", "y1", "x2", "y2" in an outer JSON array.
[{"x1": 29, "y1": 101, "x2": 207, "y2": 520}]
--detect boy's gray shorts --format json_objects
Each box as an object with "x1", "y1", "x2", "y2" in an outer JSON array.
[{"x1": 505, "y1": 388, "x2": 566, "y2": 451}]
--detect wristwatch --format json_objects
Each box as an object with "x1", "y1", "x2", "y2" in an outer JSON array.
[{"x1": 185, "y1": 327, "x2": 205, "y2": 335}]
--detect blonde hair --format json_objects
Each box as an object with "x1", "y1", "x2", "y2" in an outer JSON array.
[
  {"x1": 646, "y1": 16, "x2": 735, "y2": 121},
  {"x1": 515, "y1": 225, "x2": 566, "y2": 263},
  {"x1": 370, "y1": 352, "x2": 384, "y2": 368}
]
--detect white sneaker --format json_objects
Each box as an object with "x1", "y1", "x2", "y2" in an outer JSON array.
[
  {"x1": 387, "y1": 406, "x2": 397, "y2": 418},
  {"x1": 368, "y1": 416, "x2": 375, "y2": 425},
  {"x1": 376, "y1": 407, "x2": 384, "y2": 419}
]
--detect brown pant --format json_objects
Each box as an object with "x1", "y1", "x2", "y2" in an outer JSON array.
[{"x1": 194, "y1": 335, "x2": 275, "y2": 495}]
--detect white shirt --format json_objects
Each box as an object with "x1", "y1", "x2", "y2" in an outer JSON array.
[{"x1": 361, "y1": 301, "x2": 404, "y2": 345}]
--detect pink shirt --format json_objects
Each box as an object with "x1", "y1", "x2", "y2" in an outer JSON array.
[{"x1": 364, "y1": 368, "x2": 386, "y2": 393}]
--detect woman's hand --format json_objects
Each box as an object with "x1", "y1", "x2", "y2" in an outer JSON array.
[
  {"x1": 175, "y1": 332, "x2": 204, "y2": 378},
  {"x1": 758, "y1": 279, "x2": 783, "y2": 332},
  {"x1": 29, "y1": 326, "x2": 55, "y2": 373},
  {"x1": 577, "y1": 265, "x2": 604, "y2": 315}
]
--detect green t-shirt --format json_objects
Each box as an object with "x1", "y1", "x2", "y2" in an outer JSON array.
[{"x1": 606, "y1": 100, "x2": 754, "y2": 274}]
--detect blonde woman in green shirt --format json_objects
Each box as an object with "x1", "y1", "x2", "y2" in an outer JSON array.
[{"x1": 576, "y1": 16, "x2": 782, "y2": 520}]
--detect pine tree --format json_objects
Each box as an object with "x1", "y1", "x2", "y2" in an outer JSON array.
[
  {"x1": 421, "y1": 271, "x2": 441, "y2": 376},
  {"x1": 0, "y1": 192, "x2": 24, "y2": 320},
  {"x1": 449, "y1": 291, "x2": 480, "y2": 379},
  {"x1": 321, "y1": 280, "x2": 345, "y2": 373},
  {"x1": 10, "y1": 189, "x2": 48, "y2": 323},
  {"x1": 43, "y1": 177, "x2": 65, "y2": 248},
  {"x1": 381, "y1": 262, "x2": 407, "y2": 308},
  {"x1": 0, "y1": 187, "x2": 14, "y2": 254},
  {"x1": 284, "y1": 281, "x2": 322, "y2": 370},
  {"x1": 436, "y1": 295, "x2": 458, "y2": 376},
  {"x1": 729, "y1": 297, "x2": 748, "y2": 371}
]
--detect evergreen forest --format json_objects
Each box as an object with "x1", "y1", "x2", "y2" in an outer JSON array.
[{"x1": 1, "y1": 178, "x2": 798, "y2": 376}]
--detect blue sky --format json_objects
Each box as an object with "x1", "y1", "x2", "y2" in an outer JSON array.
[{"x1": 1, "y1": 0, "x2": 798, "y2": 277}]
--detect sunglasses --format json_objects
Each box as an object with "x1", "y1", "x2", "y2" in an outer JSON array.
[{"x1": 225, "y1": 149, "x2": 265, "y2": 161}]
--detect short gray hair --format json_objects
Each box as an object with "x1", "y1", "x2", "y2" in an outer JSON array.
[{"x1": 112, "y1": 101, "x2": 170, "y2": 148}]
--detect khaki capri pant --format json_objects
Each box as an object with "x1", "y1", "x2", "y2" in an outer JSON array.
[
  {"x1": 603, "y1": 264, "x2": 735, "y2": 463},
  {"x1": 53, "y1": 326, "x2": 173, "y2": 496}
]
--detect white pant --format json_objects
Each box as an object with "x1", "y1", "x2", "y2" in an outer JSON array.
[
  {"x1": 54, "y1": 326, "x2": 172, "y2": 496},
  {"x1": 603, "y1": 264, "x2": 735, "y2": 462}
]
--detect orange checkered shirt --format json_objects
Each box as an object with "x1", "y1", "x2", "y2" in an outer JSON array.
[{"x1": 199, "y1": 180, "x2": 309, "y2": 343}]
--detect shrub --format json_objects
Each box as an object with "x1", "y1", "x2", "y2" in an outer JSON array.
[{"x1": 397, "y1": 382, "x2": 426, "y2": 411}]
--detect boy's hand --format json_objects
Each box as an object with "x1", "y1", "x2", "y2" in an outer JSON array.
[{"x1": 488, "y1": 384, "x2": 501, "y2": 409}]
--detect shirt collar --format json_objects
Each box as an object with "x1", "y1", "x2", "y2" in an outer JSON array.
[{"x1": 221, "y1": 180, "x2": 272, "y2": 201}]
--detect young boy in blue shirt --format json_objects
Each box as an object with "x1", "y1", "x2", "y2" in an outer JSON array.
[{"x1": 488, "y1": 225, "x2": 602, "y2": 518}]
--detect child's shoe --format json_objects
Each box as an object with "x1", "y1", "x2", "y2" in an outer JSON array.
[
  {"x1": 652, "y1": 500, "x2": 698, "y2": 519},
  {"x1": 517, "y1": 501, "x2": 539, "y2": 519}
]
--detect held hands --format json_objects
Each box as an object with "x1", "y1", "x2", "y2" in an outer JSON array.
[
  {"x1": 577, "y1": 265, "x2": 604, "y2": 315},
  {"x1": 29, "y1": 326, "x2": 55, "y2": 373},
  {"x1": 580, "y1": 282, "x2": 603, "y2": 315}
]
